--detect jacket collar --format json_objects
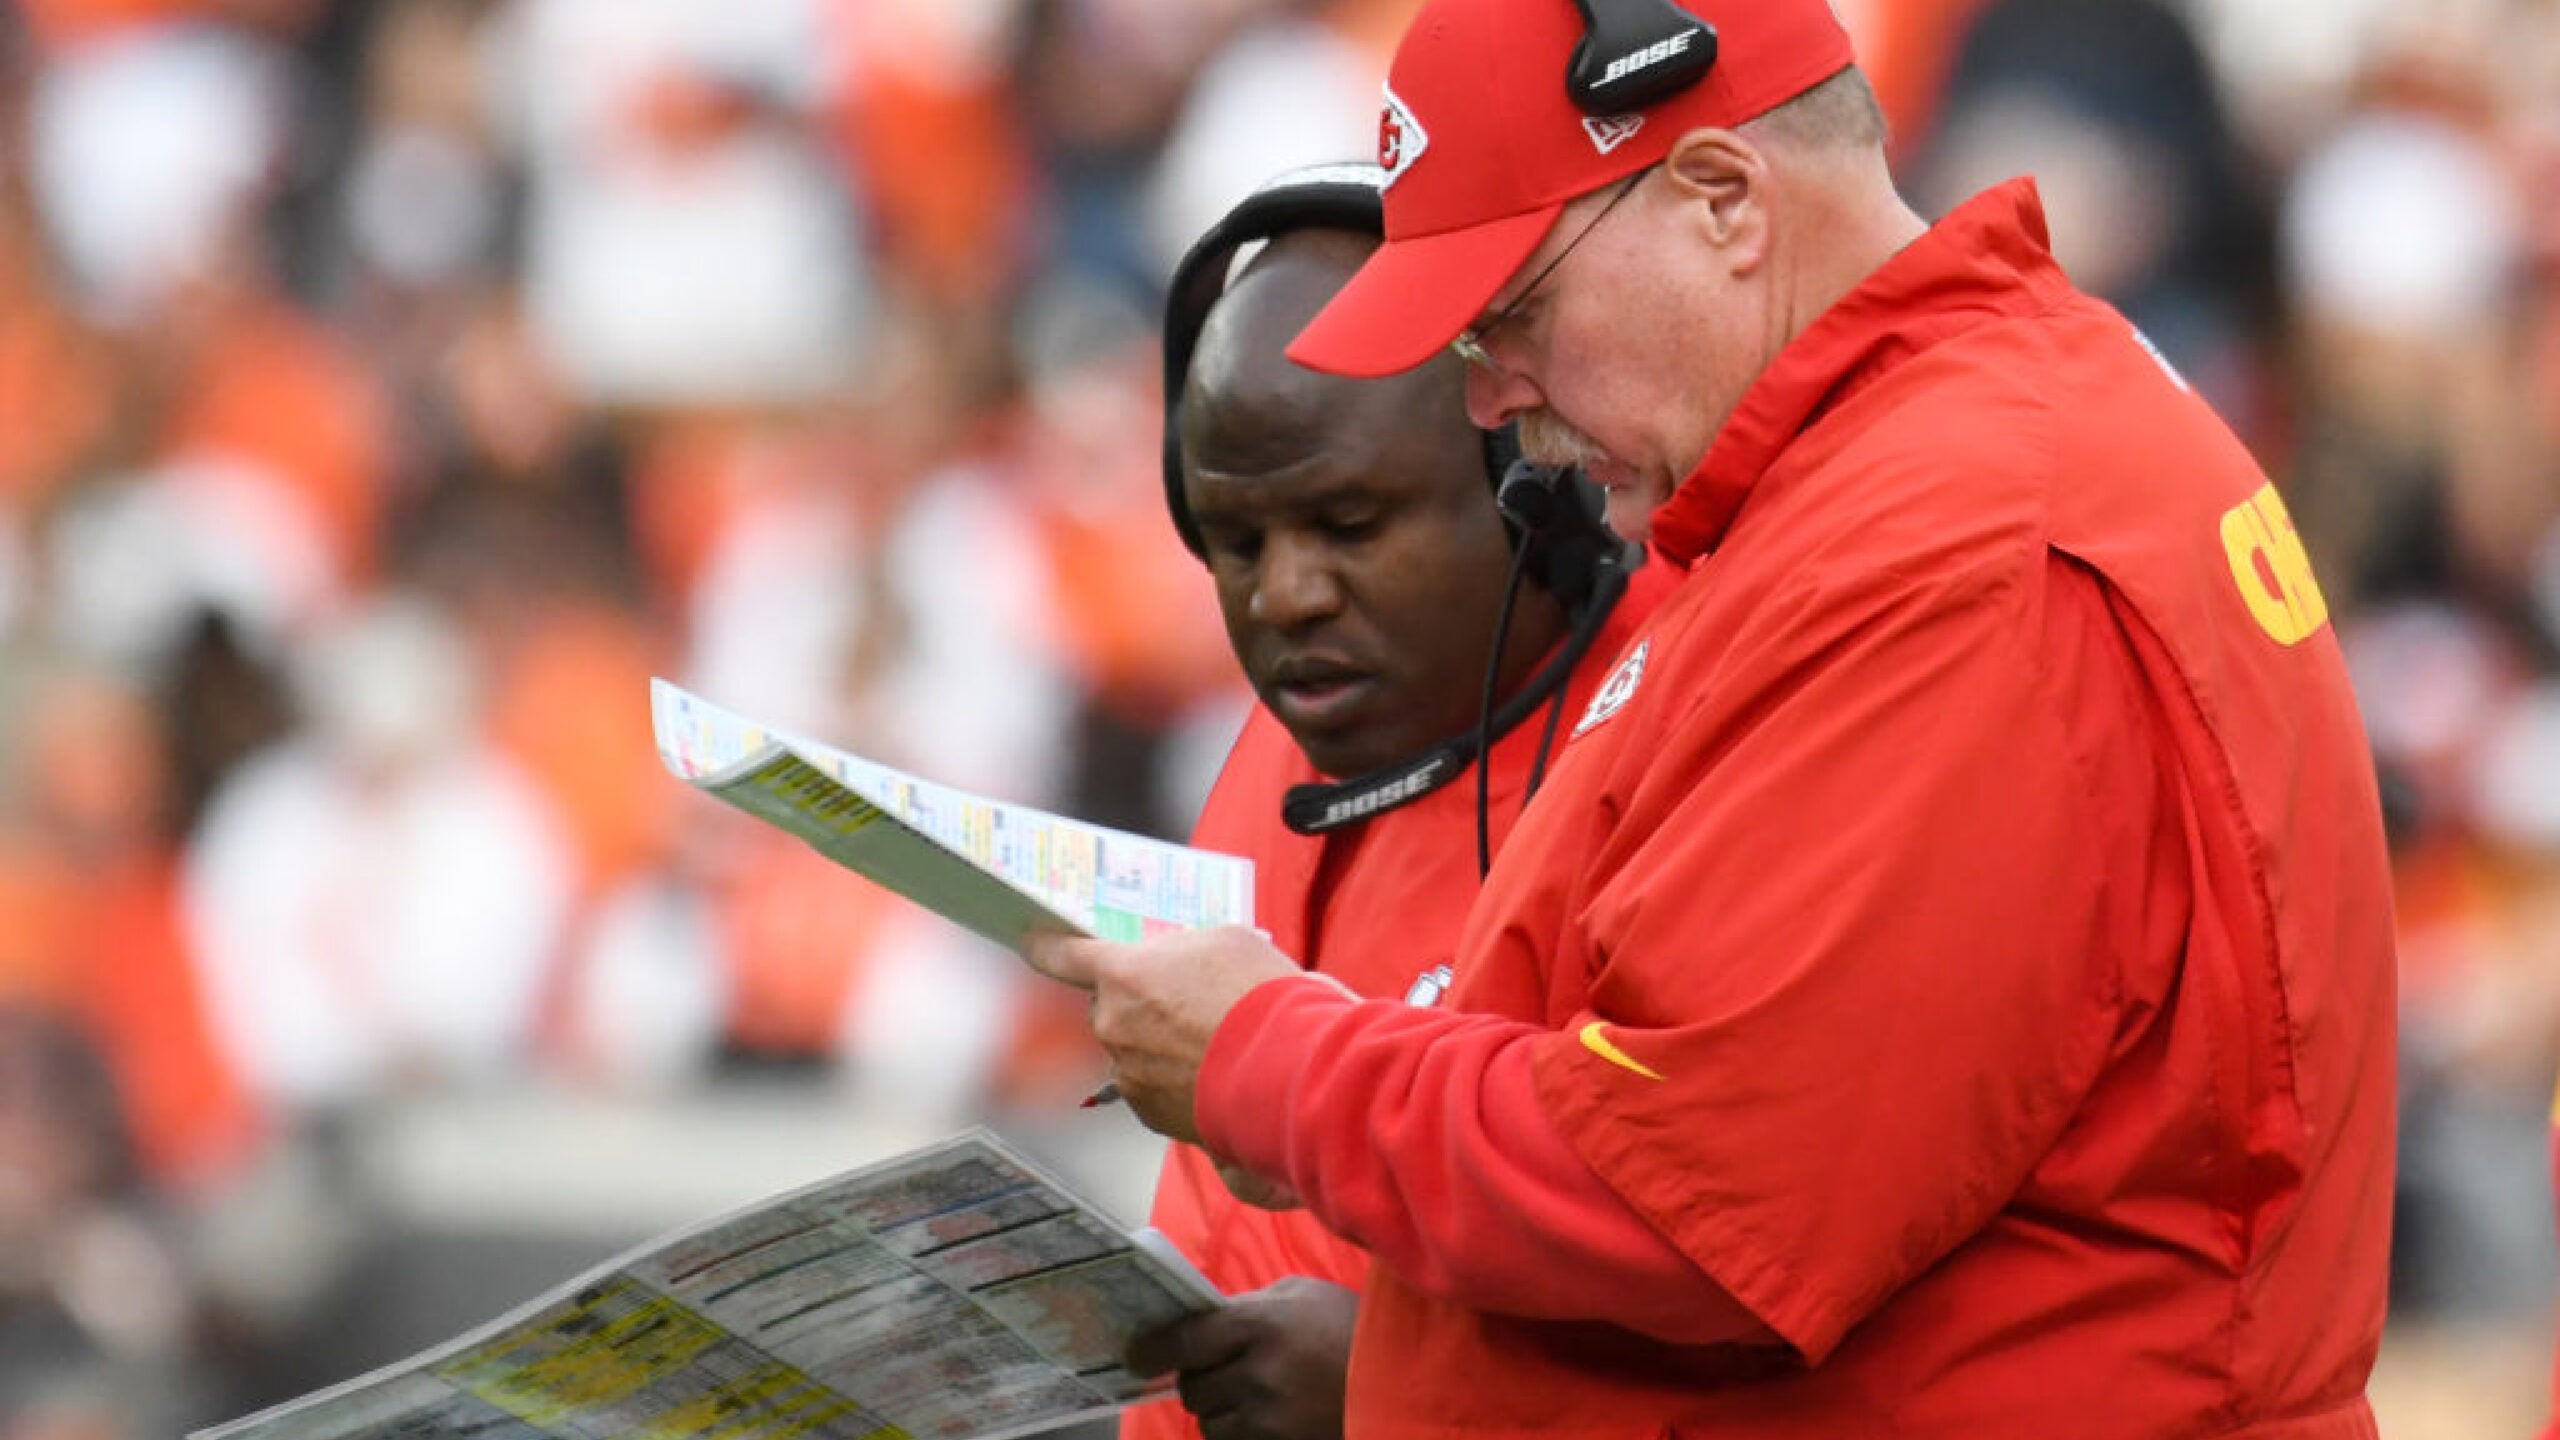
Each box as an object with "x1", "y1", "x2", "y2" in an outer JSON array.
[{"x1": 1648, "y1": 178, "x2": 2075, "y2": 567}]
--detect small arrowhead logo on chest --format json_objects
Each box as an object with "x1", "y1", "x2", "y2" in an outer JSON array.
[
  {"x1": 1402, "y1": 963, "x2": 1455, "y2": 1008},
  {"x1": 1573, "y1": 639, "x2": 1649, "y2": 739}
]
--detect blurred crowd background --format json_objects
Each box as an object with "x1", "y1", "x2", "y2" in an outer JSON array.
[{"x1": 0, "y1": 0, "x2": 2554, "y2": 1435}]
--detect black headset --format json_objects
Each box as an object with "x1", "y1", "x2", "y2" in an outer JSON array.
[
  {"x1": 1159, "y1": 161, "x2": 1634, "y2": 843},
  {"x1": 1565, "y1": 0, "x2": 1719, "y2": 115}
]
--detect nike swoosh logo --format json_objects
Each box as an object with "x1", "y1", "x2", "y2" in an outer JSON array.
[{"x1": 1578, "y1": 1022, "x2": 1664, "y2": 1081}]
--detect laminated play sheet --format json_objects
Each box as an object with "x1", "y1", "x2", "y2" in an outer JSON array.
[
  {"x1": 195, "y1": 1131, "x2": 1223, "y2": 1440},
  {"x1": 651, "y1": 679, "x2": 1252, "y2": 952}
]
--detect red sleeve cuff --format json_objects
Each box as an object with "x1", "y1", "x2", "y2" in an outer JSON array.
[
  {"x1": 1191, "y1": 975, "x2": 1773, "y2": 1347},
  {"x1": 1196, "y1": 973, "x2": 1346, "y2": 1177}
]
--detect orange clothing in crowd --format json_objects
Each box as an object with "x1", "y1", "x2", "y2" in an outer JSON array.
[
  {"x1": 0, "y1": 230, "x2": 113, "y2": 511},
  {"x1": 487, "y1": 603, "x2": 677, "y2": 894},
  {"x1": 73, "y1": 857, "x2": 263, "y2": 1186},
  {"x1": 0, "y1": 845, "x2": 260, "y2": 1189},
  {"x1": 1035, "y1": 497, "x2": 1242, "y2": 726},
  {"x1": 1128, "y1": 561, "x2": 1669, "y2": 1440},
  {"x1": 1199, "y1": 182, "x2": 2397, "y2": 1439},
  {"x1": 16, "y1": 0, "x2": 209, "y2": 50},
  {"x1": 833, "y1": 45, "x2": 1028, "y2": 305},
  {"x1": 1850, "y1": 0, "x2": 1996, "y2": 153},
  {"x1": 717, "y1": 826, "x2": 904, "y2": 1058},
  {"x1": 169, "y1": 299, "x2": 394, "y2": 587}
]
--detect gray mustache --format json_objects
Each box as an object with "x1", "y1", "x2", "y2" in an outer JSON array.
[{"x1": 1518, "y1": 410, "x2": 1609, "y2": 468}]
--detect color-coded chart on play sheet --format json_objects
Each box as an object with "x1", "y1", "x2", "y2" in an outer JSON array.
[
  {"x1": 195, "y1": 1132, "x2": 1224, "y2": 1440},
  {"x1": 649, "y1": 680, "x2": 1254, "y2": 950}
]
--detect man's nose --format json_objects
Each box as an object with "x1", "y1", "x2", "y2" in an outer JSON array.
[
  {"x1": 1250, "y1": 534, "x2": 1346, "y2": 628},
  {"x1": 1466, "y1": 359, "x2": 1543, "y2": 431}
]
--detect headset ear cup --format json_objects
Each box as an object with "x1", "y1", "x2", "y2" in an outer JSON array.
[
  {"x1": 1522, "y1": 469, "x2": 1627, "y2": 610},
  {"x1": 1564, "y1": 0, "x2": 1718, "y2": 115},
  {"x1": 1482, "y1": 422, "x2": 1525, "y2": 490},
  {"x1": 1485, "y1": 425, "x2": 1535, "y2": 566}
]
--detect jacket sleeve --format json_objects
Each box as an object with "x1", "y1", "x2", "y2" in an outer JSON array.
[
  {"x1": 1197, "y1": 976, "x2": 1774, "y2": 1348},
  {"x1": 1522, "y1": 550, "x2": 2166, "y2": 1363},
  {"x1": 1200, "y1": 548, "x2": 2166, "y2": 1365}
]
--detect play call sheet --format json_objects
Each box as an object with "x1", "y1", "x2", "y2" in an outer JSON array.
[{"x1": 195, "y1": 1132, "x2": 1222, "y2": 1440}]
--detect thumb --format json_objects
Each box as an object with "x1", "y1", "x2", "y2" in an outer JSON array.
[
  {"x1": 1215, "y1": 1159, "x2": 1303, "y2": 1212},
  {"x1": 1127, "y1": 1306, "x2": 1246, "y2": 1378},
  {"x1": 1021, "y1": 928, "x2": 1100, "y2": 990}
]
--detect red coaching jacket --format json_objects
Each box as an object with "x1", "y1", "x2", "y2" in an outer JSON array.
[
  {"x1": 1194, "y1": 181, "x2": 2397, "y2": 1439},
  {"x1": 1125, "y1": 567, "x2": 1669, "y2": 1440}
]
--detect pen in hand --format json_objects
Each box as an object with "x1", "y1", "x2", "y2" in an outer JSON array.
[{"x1": 1069, "y1": 923, "x2": 1284, "y2": 1112}]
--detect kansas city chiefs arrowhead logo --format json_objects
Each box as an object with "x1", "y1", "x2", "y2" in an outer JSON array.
[
  {"x1": 1403, "y1": 964, "x2": 1454, "y2": 1008},
  {"x1": 1574, "y1": 639, "x2": 1648, "y2": 739},
  {"x1": 1378, "y1": 84, "x2": 1429, "y2": 188},
  {"x1": 1582, "y1": 113, "x2": 1644, "y2": 155}
]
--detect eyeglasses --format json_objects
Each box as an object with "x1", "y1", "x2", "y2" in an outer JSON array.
[{"x1": 1450, "y1": 166, "x2": 1651, "y2": 372}]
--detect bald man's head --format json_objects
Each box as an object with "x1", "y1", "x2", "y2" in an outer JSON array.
[
  {"x1": 1177, "y1": 228, "x2": 1566, "y2": 780},
  {"x1": 1184, "y1": 231, "x2": 1481, "y2": 486}
]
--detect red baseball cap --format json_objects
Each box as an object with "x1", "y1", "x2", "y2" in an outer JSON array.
[{"x1": 1286, "y1": 0, "x2": 1856, "y2": 378}]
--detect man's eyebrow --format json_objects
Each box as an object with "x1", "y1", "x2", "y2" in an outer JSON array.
[
  {"x1": 1190, "y1": 469, "x2": 1393, "y2": 516},
  {"x1": 1287, "y1": 473, "x2": 1394, "y2": 505}
]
